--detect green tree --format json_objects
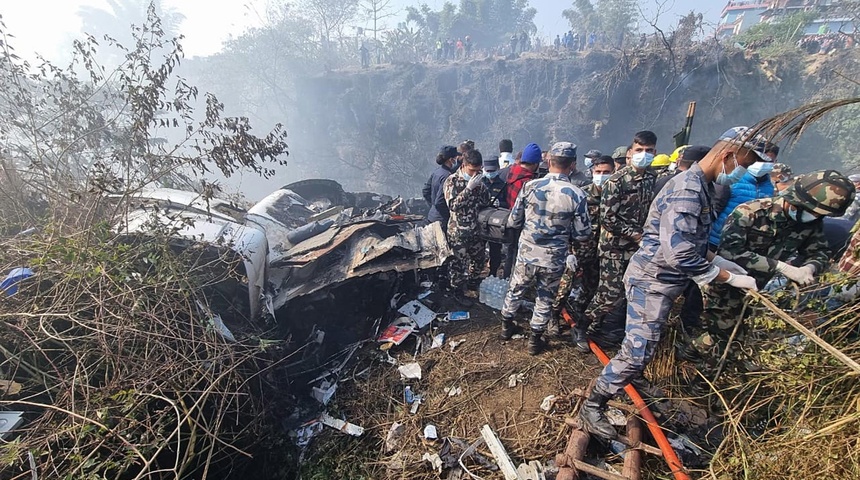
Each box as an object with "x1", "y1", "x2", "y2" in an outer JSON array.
[
  {"x1": 563, "y1": 0, "x2": 599, "y2": 34},
  {"x1": 596, "y1": 0, "x2": 636, "y2": 46},
  {"x1": 736, "y1": 11, "x2": 818, "y2": 47},
  {"x1": 406, "y1": 0, "x2": 536, "y2": 51}
]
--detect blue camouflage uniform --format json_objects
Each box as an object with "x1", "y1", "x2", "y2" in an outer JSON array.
[
  {"x1": 594, "y1": 163, "x2": 717, "y2": 397},
  {"x1": 501, "y1": 173, "x2": 591, "y2": 331}
]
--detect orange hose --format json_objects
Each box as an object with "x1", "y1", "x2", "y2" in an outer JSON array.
[{"x1": 562, "y1": 309, "x2": 691, "y2": 480}]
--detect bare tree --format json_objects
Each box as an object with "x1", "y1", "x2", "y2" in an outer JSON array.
[{"x1": 361, "y1": 0, "x2": 397, "y2": 63}]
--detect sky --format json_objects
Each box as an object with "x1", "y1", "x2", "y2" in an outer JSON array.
[{"x1": 2, "y1": 0, "x2": 730, "y2": 62}]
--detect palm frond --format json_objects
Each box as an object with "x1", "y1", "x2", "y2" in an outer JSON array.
[{"x1": 751, "y1": 97, "x2": 860, "y2": 147}]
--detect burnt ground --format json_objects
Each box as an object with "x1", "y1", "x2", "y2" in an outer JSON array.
[{"x1": 295, "y1": 286, "x2": 719, "y2": 480}]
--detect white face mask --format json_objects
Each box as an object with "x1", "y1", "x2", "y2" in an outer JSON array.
[
  {"x1": 668, "y1": 163, "x2": 678, "y2": 172},
  {"x1": 787, "y1": 205, "x2": 819, "y2": 223},
  {"x1": 592, "y1": 173, "x2": 611, "y2": 187},
  {"x1": 630, "y1": 151, "x2": 654, "y2": 168}
]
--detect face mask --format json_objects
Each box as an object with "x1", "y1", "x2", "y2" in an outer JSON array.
[
  {"x1": 788, "y1": 207, "x2": 818, "y2": 223},
  {"x1": 630, "y1": 152, "x2": 654, "y2": 168},
  {"x1": 747, "y1": 161, "x2": 774, "y2": 178},
  {"x1": 461, "y1": 170, "x2": 471, "y2": 181},
  {"x1": 484, "y1": 170, "x2": 499, "y2": 179},
  {"x1": 716, "y1": 154, "x2": 747, "y2": 186},
  {"x1": 668, "y1": 163, "x2": 678, "y2": 172},
  {"x1": 592, "y1": 173, "x2": 611, "y2": 187},
  {"x1": 584, "y1": 158, "x2": 593, "y2": 169}
]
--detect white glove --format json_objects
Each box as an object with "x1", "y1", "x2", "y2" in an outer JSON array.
[
  {"x1": 726, "y1": 272, "x2": 758, "y2": 291},
  {"x1": 776, "y1": 261, "x2": 815, "y2": 286},
  {"x1": 565, "y1": 254, "x2": 578, "y2": 271},
  {"x1": 712, "y1": 255, "x2": 747, "y2": 275},
  {"x1": 466, "y1": 173, "x2": 484, "y2": 191}
]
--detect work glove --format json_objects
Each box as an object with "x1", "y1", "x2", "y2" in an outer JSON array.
[
  {"x1": 712, "y1": 255, "x2": 747, "y2": 275},
  {"x1": 466, "y1": 173, "x2": 484, "y2": 191},
  {"x1": 776, "y1": 261, "x2": 815, "y2": 286},
  {"x1": 565, "y1": 254, "x2": 578, "y2": 271},
  {"x1": 725, "y1": 272, "x2": 758, "y2": 291}
]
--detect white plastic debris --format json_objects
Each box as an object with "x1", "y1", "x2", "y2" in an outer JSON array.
[
  {"x1": 398, "y1": 300, "x2": 436, "y2": 328},
  {"x1": 311, "y1": 380, "x2": 337, "y2": 405},
  {"x1": 385, "y1": 422, "x2": 405, "y2": 452},
  {"x1": 319, "y1": 412, "x2": 364, "y2": 436},
  {"x1": 444, "y1": 386, "x2": 462, "y2": 396},
  {"x1": 508, "y1": 373, "x2": 525, "y2": 388},
  {"x1": 511, "y1": 334, "x2": 525, "y2": 340},
  {"x1": 210, "y1": 314, "x2": 237, "y2": 342},
  {"x1": 423, "y1": 424, "x2": 438, "y2": 440},
  {"x1": 431, "y1": 333, "x2": 445, "y2": 349},
  {"x1": 398, "y1": 362, "x2": 422, "y2": 380},
  {"x1": 539, "y1": 395, "x2": 557, "y2": 412},
  {"x1": 422, "y1": 452, "x2": 443, "y2": 473},
  {"x1": 449, "y1": 339, "x2": 466, "y2": 352}
]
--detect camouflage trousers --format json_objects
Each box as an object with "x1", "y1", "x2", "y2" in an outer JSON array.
[
  {"x1": 502, "y1": 259, "x2": 564, "y2": 332},
  {"x1": 594, "y1": 275, "x2": 687, "y2": 397},
  {"x1": 448, "y1": 237, "x2": 487, "y2": 291},
  {"x1": 585, "y1": 251, "x2": 634, "y2": 328},
  {"x1": 691, "y1": 282, "x2": 752, "y2": 358},
  {"x1": 553, "y1": 256, "x2": 599, "y2": 324}
]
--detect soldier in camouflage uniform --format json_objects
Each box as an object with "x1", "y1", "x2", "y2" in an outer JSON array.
[
  {"x1": 584, "y1": 131, "x2": 659, "y2": 347},
  {"x1": 688, "y1": 170, "x2": 856, "y2": 360},
  {"x1": 553, "y1": 155, "x2": 615, "y2": 343},
  {"x1": 579, "y1": 126, "x2": 763, "y2": 440},
  {"x1": 444, "y1": 149, "x2": 491, "y2": 307},
  {"x1": 501, "y1": 142, "x2": 591, "y2": 355}
]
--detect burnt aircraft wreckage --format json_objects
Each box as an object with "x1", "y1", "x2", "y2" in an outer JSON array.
[{"x1": 115, "y1": 180, "x2": 450, "y2": 334}]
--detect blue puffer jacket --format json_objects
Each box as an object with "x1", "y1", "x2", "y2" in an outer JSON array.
[{"x1": 709, "y1": 172, "x2": 775, "y2": 247}]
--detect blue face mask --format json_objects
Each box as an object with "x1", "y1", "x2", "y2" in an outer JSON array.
[
  {"x1": 747, "y1": 161, "x2": 774, "y2": 178},
  {"x1": 787, "y1": 206, "x2": 818, "y2": 223},
  {"x1": 630, "y1": 152, "x2": 654, "y2": 168},
  {"x1": 584, "y1": 158, "x2": 593, "y2": 169},
  {"x1": 461, "y1": 170, "x2": 471, "y2": 181},
  {"x1": 484, "y1": 170, "x2": 499, "y2": 179},
  {"x1": 716, "y1": 154, "x2": 747, "y2": 186}
]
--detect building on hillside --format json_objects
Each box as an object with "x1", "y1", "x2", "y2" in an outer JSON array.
[
  {"x1": 717, "y1": 1, "x2": 770, "y2": 39},
  {"x1": 718, "y1": 0, "x2": 856, "y2": 39},
  {"x1": 760, "y1": 0, "x2": 855, "y2": 35}
]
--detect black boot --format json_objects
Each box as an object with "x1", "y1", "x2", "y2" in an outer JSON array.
[
  {"x1": 629, "y1": 377, "x2": 666, "y2": 401},
  {"x1": 528, "y1": 328, "x2": 545, "y2": 355},
  {"x1": 499, "y1": 316, "x2": 518, "y2": 341},
  {"x1": 452, "y1": 288, "x2": 473, "y2": 308},
  {"x1": 570, "y1": 326, "x2": 590, "y2": 353},
  {"x1": 579, "y1": 390, "x2": 617, "y2": 439}
]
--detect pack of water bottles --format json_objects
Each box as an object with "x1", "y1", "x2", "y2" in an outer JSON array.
[{"x1": 478, "y1": 276, "x2": 509, "y2": 310}]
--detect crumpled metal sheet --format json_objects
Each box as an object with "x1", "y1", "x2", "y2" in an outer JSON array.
[{"x1": 268, "y1": 221, "x2": 450, "y2": 310}]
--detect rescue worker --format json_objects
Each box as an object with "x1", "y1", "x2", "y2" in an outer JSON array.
[
  {"x1": 499, "y1": 139, "x2": 515, "y2": 169},
  {"x1": 579, "y1": 126, "x2": 763, "y2": 440},
  {"x1": 654, "y1": 145, "x2": 710, "y2": 194},
  {"x1": 654, "y1": 146, "x2": 712, "y2": 332},
  {"x1": 650, "y1": 153, "x2": 672, "y2": 176},
  {"x1": 500, "y1": 142, "x2": 591, "y2": 355},
  {"x1": 709, "y1": 144, "x2": 776, "y2": 250},
  {"x1": 443, "y1": 149, "x2": 490, "y2": 307},
  {"x1": 771, "y1": 163, "x2": 793, "y2": 193},
  {"x1": 483, "y1": 155, "x2": 507, "y2": 276},
  {"x1": 567, "y1": 147, "x2": 592, "y2": 187},
  {"x1": 584, "y1": 131, "x2": 659, "y2": 347},
  {"x1": 423, "y1": 145, "x2": 460, "y2": 226},
  {"x1": 555, "y1": 155, "x2": 615, "y2": 346},
  {"x1": 840, "y1": 174, "x2": 860, "y2": 222},
  {"x1": 583, "y1": 149, "x2": 602, "y2": 179},
  {"x1": 688, "y1": 170, "x2": 856, "y2": 361},
  {"x1": 502, "y1": 143, "x2": 542, "y2": 279},
  {"x1": 611, "y1": 145, "x2": 628, "y2": 170}
]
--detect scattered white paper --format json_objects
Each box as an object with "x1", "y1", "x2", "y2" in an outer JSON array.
[
  {"x1": 319, "y1": 412, "x2": 364, "y2": 436},
  {"x1": 449, "y1": 339, "x2": 466, "y2": 352},
  {"x1": 444, "y1": 386, "x2": 462, "y2": 396},
  {"x1": 423, "y1": 424, "x2": 438, "y2": 440},
  {"x1": 508, "y1": 373, "x2": 525, "y2": 388},
  {"x1": 539, "y1": 395, "x2": 557, "y2": 412},
  {"x1": 430, "y1": 333, "x2": 445, "y2": 349},
  {"x1": 398, "y1": 300, "x2": 437, "y2": 329},
  {"x1": 422, "y1": 452, "x2": 443, "y2": 473},
  {"x1": 398, "y1": 362, "x2": 422, "y2": 380}
]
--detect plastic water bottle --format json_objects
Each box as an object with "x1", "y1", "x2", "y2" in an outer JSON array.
[{"x1": 479, "y1": 278, "x2": 488, "y2": 305}]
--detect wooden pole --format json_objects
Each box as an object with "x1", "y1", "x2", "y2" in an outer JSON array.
[{"x1": 747, "y1": 290, "x2": 860, "y2": 375}]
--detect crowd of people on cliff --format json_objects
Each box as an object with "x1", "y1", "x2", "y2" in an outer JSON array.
[{"x1": 420, "y1": 129, "x2": 860, "y2": 440}]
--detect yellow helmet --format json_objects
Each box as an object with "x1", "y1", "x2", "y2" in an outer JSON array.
[
  {"x1": 652, "y1": 153, "x2": 672, "y2": 167},
  {"x1": 669, "y1": 145, "x2": 690, "y2": 164}
]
